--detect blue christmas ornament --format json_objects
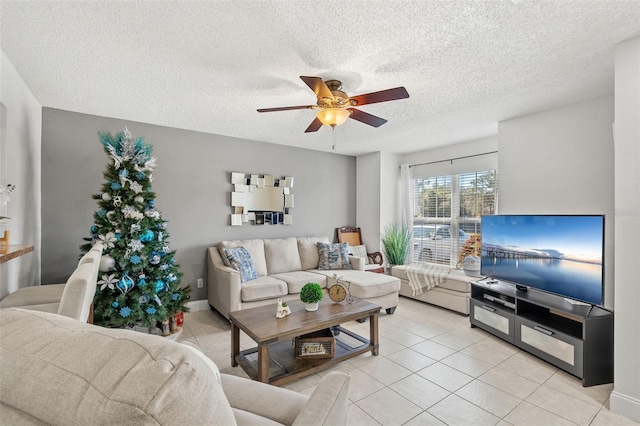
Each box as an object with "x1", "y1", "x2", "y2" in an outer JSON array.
[
  {"x1": 155, "y1": 280, "x2": 165, "y2": 293},
  {"x1": 114, "y1": 233, "x2": 121, "y2": 241},
  {"x1": 110, "y1": 182, "x2": 122, "y2": 190},
  {"x1": 119, "y1": 169, "x2": 128, "y2": 177},
  {"x1": 130, "y1": 255, "x2": 141, "y2": 265},
  {"x1": 112, "y1": 301, "x2": 119, "y2": 308},
  {"x1": 91, "y1": 225, "x2": 98, "y2": 233},
  {"x1": 97, "y1": 209, "x2": 107, "y2": 218},
  {"x1": 140, "y1": 230, "x2": 154, "y2": 242},
  {"x1": 139, "y1": 295, "x2": 150, "y2": 304},
  {"x1": 136, "y1": 171, "x2": 146, "y2": 180},
  {"x1": 172, "y1": 293, "x2": 181, "y2": 301},
  {"x1": 138, "y1": 277, "x2": 147, "y2": 287},
  {"x1": 150, "y1": 252, "x2": 161, "y2": 265},
  {"x1": 146, "y1": 307, "x2": 157, "y2": 315},
  {"x1": 117, "y1": 274, "x2": 135, "y2": 295},
  {"x1": 149, "y1": 200, "x2": 155, "y2": 207},
  {"x1": 119, "y1": 307, "x2": 131, "y2": 318}
]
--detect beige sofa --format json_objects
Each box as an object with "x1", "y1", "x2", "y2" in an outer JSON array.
[
  {"x1": 390, "y1": 265, "x2": 474, "y2": 315},
  {"x1": 208, "y1": 237, "x2": 401, "y2": 319},
  {"x1": 0, "y1": 308, "x2": 350, "y2": 425}
]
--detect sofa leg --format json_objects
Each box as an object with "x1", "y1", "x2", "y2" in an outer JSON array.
[{"x1": 385, "y1": 307, "x2": 396, "y2": 315}]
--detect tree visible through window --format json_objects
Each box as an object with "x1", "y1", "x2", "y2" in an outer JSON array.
[{"x1": 413, "y1": 170, "x2": 498, "y2": 265}]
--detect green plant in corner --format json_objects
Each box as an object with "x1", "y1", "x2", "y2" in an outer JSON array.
[
  {"x1": 299, "y1": 282, "x2": 323, "y2": 304},
  {"x1": 381, "y1": 223, "x2": 411, "y2": 265}
]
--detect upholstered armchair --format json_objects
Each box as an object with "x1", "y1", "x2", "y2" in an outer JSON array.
[
  {"x1": 336, "y1": 226, "x2": 384, "y2": 273},
  {"x1": 0, "y1": 242, "x2": 103, "y2": 322}
]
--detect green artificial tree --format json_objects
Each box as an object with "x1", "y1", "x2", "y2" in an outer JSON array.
[{"x1": 81, "y1": 128, "x2": 190, "y2": 329}]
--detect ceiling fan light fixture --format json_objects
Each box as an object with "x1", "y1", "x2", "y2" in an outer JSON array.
[{"x1": 316, "y1": 108, "x2": 350, "y2": 128}]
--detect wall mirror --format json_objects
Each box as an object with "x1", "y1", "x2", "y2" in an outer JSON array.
[{"x1": 229, "y1": 172, "x2": 294, "y2": 226}]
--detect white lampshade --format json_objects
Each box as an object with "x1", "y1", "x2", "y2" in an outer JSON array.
[{"x1": 316, "y1": 108, "x2": 350, "y2": 127}]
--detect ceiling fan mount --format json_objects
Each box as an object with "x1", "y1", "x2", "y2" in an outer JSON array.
[{"x1": 257, "y1": 76, "x2": 409, "y2": 133}]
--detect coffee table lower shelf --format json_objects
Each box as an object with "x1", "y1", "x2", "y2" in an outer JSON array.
[{"x1": 235, "y1": 326, "x2": 370, "y2": 386}]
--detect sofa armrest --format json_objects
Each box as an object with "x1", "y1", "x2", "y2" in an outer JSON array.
[
  {"x1": 348, "y1": 255, "x2": 365, "y2": 271},
  {"x1": 221, "y1": 373, "x2": 308, "y2": 425},
  {"x1": 207, "y1": 247, "x2": 242, "y2": 319},
  {"x1": 292, "y1": 372, "x2": 350, "y2": 426}
]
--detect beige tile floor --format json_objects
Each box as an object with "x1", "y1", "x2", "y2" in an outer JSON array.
[{"x1": 176, "y1": 297, "x2": 637, "y2": 426}]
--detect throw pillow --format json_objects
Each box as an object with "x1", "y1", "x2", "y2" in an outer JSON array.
[
  {"x1": 349, "y1": 244, "x2": 370, "y2": 264},
  {"x1": 223, "y1": 247, "x2": 257, "y2": 283},
  {"x1": 317, "y1": 242, "x2": 353, "y2": 270}
]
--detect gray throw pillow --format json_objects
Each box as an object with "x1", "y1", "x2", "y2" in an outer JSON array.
[
  {"x1": 224, "y1": 247, "x2": 257, "y2": 282},
  {"x1": 317, "y1": 242, "x2": 352, "y2": 270}
]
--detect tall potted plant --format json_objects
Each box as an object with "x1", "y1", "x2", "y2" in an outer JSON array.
[{"x1": 381, "y1": 223, "x2": 411, "y2": 266}]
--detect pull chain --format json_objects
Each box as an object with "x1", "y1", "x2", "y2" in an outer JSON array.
[{"x1": 332, "y1": 126, "x2": 337, "y2": 151}]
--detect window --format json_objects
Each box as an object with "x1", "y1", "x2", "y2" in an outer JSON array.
[{"x1": 413, "y1": 170, "x2": 498, "y2": 266}]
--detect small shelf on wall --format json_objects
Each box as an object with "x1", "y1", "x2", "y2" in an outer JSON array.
[{"x1": 229, "y1": 172, "x2": 294, "y2": 226}]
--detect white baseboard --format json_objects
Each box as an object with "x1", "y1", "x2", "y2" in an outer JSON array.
[
  {"x1": 610, "y1": 390, "x2": 640, "y2": 423},
  {"x1": 186, "y1": 299, "x2": 210, "y2": 311}
]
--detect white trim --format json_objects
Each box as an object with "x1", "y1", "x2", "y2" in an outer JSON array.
[
  {"x1": 610, "y1": 390, "x2": 640, "y2": 423},
  {"x1": 186, "y1": 299, "x2": 210, "y2": 311}
]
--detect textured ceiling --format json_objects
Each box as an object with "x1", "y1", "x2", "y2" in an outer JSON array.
[{"x1": 1, "y1": 1, "x2": 639, "y2": 155}]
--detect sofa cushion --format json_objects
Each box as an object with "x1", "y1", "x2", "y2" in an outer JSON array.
[
  {"x1": 270, "y1": 271, "x2": 328, "y2": 293},
  {"x1": 317, "y1": 242, "x2": 352, "y2": 270},
  {"x1": 264, "y1": 237, "x2": 302, "y2": 275},
  {"x1": 220, "y1": 239, "x2": 268, "y2": 277},
  {"x1": 223, "y1": 247, "x2": 258, "y2": 283},
  {"x1": 241, "y1": 276, "x2": 288, "y2": 302},
  {"x1": 297, "y1": 236, "x2": 330, "y2": 270},
  {"x1": 391, "y1": 264, "x2": 472, "y2": 293},
  {"x1": 0, "y1": 308, "x2": 236, "y2": 426},
  {"x1": 311, "y1": 270, "x2": 400, "y2": 299}
]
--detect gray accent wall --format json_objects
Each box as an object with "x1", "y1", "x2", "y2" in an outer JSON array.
[{"x1": 41, "y1": 108, "x2": 356, "y2": 300}]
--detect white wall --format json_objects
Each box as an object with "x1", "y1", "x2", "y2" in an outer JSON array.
[
  {"x1": 498, "y1": 96, "x2": 615, "y2": 309},
  {"x1": 402, "y1": 136, "x2": 498, "y2": 179},
  {"x1": 356, "y1": 152, "x2": 381, "y2": 251},
  {"x1": 355, "y1": 151, "x2": 402, "y2": 256},
  {"x1": 610, "y1": 36, "x2": 640, "y2": 423},
  {"x1": 0, "y1": 51, "x2": 41, "y2": 299}
]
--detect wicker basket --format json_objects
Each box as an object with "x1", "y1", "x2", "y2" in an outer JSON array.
[{"x1": 294, "y1": 328, "x2": 335, "y2": 359}]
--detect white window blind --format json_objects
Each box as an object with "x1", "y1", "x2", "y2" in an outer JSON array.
[{"x1": 413, "y1": 170, "x2": 498, "y2": 266}]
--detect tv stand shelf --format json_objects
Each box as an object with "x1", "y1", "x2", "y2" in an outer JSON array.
[{"x1": 470, "y1": 280, "x2": 613, "y2": 387}]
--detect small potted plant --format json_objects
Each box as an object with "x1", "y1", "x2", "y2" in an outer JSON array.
[{"x1": 300, "y1": 282, "x2": 323, "y2": 311}]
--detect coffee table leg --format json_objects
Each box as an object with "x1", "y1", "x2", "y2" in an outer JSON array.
[
  {"x1": 257, "y1": 343, "x2": 269, "y2": 383},
  {"x1": 370, "y1": 312, "x2": 379, "y2": 356},
  {"x1": 231, "y1": 322, "x2": 240, "y2": 367}
]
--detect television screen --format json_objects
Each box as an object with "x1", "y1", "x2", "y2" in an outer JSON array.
[{"x1": 481, "y1": 215, "x2": 604, "y2": 306}]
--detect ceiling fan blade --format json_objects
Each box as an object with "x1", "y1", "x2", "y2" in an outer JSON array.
[
  {"x1": 300, "y1": 76, "x2": 334, "y2": 100},
  {"x1": 257, "y1": 105, "x2": 314, "y2": 113},
  {"x1": 304, "y1": 117, "x2": 323, "y2": 133},
  {"x1": 348, "y1": 86, "x2": 409, "y2": 106},
  {"x1": 347, "y1": 108, "x2": 388, "y2": 128}
]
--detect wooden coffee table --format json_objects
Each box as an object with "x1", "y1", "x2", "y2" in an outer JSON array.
[{"x1": 229, "y1": 299, "x2": 380, "y2": 386}]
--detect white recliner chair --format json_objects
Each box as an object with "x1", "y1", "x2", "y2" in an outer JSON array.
[{"x1": 0, "y1": 242, "x2": 103, "y2": 322}]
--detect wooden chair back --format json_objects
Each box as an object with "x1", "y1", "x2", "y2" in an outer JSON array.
[{"x1": 336, "y1": 226, "x2": 363, "y2": 246}]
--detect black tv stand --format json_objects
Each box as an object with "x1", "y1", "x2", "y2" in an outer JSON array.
[{"x1": 470, "y1": 280, "x2": 613, "y2": 387}]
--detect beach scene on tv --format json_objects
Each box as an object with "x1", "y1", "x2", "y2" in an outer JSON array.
[{"x1": 481, "y1": 215, "x2": 604, "y2": 305}]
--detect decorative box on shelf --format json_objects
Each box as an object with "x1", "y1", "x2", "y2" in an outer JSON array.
[{"x1": 294, "y1": 328, "x2": 335, "y2": 359}]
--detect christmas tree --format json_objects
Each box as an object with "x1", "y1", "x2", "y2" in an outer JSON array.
[{"x1": 82, "y1": 128, "x2": 190, "y2": 329}]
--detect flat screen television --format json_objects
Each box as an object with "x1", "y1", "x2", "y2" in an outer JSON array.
[{"x1": 480, "y1": 215, "x2": 605, "y2": 306}]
